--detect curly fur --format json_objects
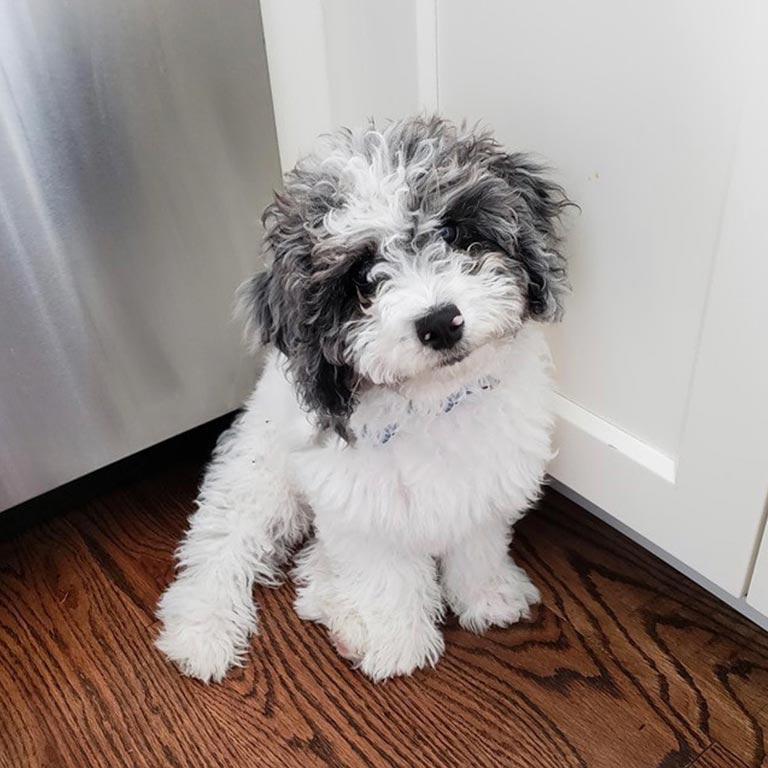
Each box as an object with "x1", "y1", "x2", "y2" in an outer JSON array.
[{"x1": 157, "y1": 116, "x2": 572, "y2": 682}]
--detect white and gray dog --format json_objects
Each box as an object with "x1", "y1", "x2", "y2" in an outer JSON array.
[{"x1": 156, "y1": 116, "x2": 571, "y2": 682}]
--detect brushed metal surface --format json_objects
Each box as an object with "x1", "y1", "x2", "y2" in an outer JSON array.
[{"x1": 0, "y1": 0, "x2": 281, "y2": 511}]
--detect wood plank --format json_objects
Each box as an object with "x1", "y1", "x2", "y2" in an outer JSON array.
[
  {"x1": 515, "y1": 493, "x2": 768, "y2": 767},
  {"x1": 1, "y1": 456, "x2": 767, "y2": 768},
  {"x1": 0, "y1": 519, "x2": 303, "y2": 768}
]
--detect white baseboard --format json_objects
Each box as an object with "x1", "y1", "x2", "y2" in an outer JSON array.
[{"x1": 553, "y1": 395, "x2": 677, "y2": 483}]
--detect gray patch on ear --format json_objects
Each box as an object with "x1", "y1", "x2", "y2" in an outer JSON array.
[
  {"x1": 486, "y1": 152, "x2": 573, "y2": 321},
  {"x1": 236, "y1": 271, "x2": 273, "y2": 352},
  {"x1": 240, "y1": 190, "x2": 359, "y2": 438}
]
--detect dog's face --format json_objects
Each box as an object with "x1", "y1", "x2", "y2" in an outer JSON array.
[{"x1": 242, "y1": 117, "x2": 571, "y2": 437}]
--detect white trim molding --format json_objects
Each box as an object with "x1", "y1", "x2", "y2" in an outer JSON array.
[
  {"x1": 554, "y1": 395, "x2": 676, "y2": 484},
  {"x1": 259, "y1": 0, "x2": 332, "y2": 173}
]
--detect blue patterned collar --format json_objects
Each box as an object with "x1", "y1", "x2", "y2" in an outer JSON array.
[{"x1": 358, "y1": 375, "x2": 500, "y2": 447}]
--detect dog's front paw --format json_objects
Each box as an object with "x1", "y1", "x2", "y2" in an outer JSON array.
[
  {"x1": 357, "y1": 620, "x2": 445, "y2": 682},
  {"x1": 319, "y1": 608, "x2": 444, "y2": 681},
  {"x1": 155, "y1": 579, "x2": 256, "y2": 683},
  {"x1": 454, "y1": 562, "x2": 541, "y2": 634}
]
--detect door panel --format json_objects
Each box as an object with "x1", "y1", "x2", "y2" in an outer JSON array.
[
  {"x1": 437, "y1": 0, "x2": 768, "y2": 595},
  {"x1": 439, "y1": 0, "x2": 748, "y2": 457}
]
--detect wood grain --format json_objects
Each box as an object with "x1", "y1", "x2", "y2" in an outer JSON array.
[
  {"x1": 690, "y1": 743, "x2": 750, "y2": 768},
  {"x1": 1, "y1": 448, "x2": 767, "y2": 768},
  {"x1": 515, "y1": 494, "x2": 768, "y2": 767}
]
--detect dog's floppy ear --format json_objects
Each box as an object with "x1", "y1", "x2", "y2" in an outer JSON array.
[
  {"x1": 238, "y1": 269, "x2": 276, "y2": 350},
  {"x1": 239, "y1": 191, "x2": 356, "y2": 438},
  {"x1": 490, "y1": 153, "x2": 572, "y2": 321}
]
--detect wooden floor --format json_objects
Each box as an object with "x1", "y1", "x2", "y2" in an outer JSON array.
[{"x1": 1, "y1": 434, "x2": 767, "y2": 768}]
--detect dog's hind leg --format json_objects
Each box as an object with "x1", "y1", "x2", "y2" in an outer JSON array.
[{"x1": 156, "y1": 353, "x2": 311, "y2": 682}]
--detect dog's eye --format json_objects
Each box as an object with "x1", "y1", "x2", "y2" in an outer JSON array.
[
  {"x1": 353, "y1": 264, "x2": 372, "y2": 286},
  {"x1": 437, "y1": 223, "x2": 459, "y2": 245},
  {"x1": 350, "y1": 247, "x2": 377, "y2": 287}
]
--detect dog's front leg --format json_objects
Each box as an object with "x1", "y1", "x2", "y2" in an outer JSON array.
[
  {"x1": 156, "y1": 358, "x2": 310, "y2": 682},
  {"x1": 441, "y1": 517, "x2": 541, "y2": 633},
  {"x1": 295, "y1": 533, "x2": 445, "y2": 682}
]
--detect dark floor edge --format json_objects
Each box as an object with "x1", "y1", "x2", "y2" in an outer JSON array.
[{"x1": 0, "y1": 411, "x2": 238, "y2": 540}]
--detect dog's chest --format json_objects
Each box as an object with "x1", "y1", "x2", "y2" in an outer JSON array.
[
  {"x1": 355, "y1": 373, "x2": 551, "y2": 511},
  {"x1": 298, "y1": 331, "x2": 555, "y2": 550}
]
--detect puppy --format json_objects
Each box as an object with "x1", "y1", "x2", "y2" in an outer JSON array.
[{"x1": 156, "y1": 116, "x2": 571, "y2": 682}]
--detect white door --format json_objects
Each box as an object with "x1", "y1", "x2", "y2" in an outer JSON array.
[
  {"x1": 260, "y1": 0, "x2": 768, "y2": 600},
  {"x1": 436, "y1": 0, "x2": 768, "y2": 597}
]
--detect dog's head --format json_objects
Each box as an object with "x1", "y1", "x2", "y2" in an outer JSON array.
[{"x1": 241, "y1": 117, "x2": 572, "y2": 437}]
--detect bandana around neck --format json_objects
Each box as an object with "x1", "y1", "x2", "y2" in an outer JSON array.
[{"x1": 356, "y1": 374, "x2": 500, "y2": 447}]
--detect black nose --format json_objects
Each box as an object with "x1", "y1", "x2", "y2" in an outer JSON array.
[{"x1": 415, "y1": 303, "x2": 464, "y2": 350}]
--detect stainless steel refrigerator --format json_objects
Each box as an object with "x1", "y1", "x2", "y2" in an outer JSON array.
[{"x1": 0, "y1": 0, "x2": 282, "y2": 512}]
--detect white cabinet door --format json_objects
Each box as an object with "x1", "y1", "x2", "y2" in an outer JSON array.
[{"x1": 436, "y1": 0, "x2": 768, "y2": 596}]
